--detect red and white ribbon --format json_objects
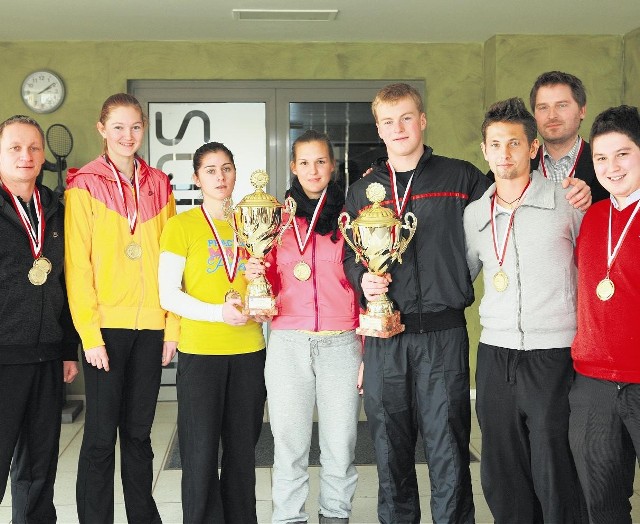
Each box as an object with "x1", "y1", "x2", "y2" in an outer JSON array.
[
  {"x1": 490, "y1": 179, "x2": 531, "y2": 268},
  {"x1": 105, "y1": 156, "x2": 140, "y2": 236},
  {"x1": 201, "y1": 205, "x2": 239, "y2": 282},
  {"x1": 6, "y1": 186, "x2": 44, "y2": 260},
  {"x1": 605, "y1": 198, "x2": 640, "y2": 273},
  {"x1": 387, "y1": 162, "x2": 415, "y2": 217},
  {"x1": 292, "y1": 186, "x2": 327, "y2": 255},
  {"x1": 539, "y1": 137, "x2": 584, "y2": 179}
]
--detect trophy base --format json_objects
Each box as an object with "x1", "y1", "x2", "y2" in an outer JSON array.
[
  {"x1": 356, "y1": 311, "x2": 405, "y2": 338},
  {"x1": 243, "y1": 295, "x2": 278, "y2": 317}
]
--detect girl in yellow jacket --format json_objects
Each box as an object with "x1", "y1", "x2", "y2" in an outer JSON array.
[{"x1": 65, "y1": 93, "x2": 178, "y2": 524}]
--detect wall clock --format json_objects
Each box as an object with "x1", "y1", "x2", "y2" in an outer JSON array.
[{"x1": 21, "y1": 70, "x2": 66, "y2": 114}]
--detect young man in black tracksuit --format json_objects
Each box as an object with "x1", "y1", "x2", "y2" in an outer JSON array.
[
  {"x1": 343, "y1": 83, "x2": 490, "y2": 524},
  {"x1": 0, "y1": 115, "x2": 78, "y2": 523}
]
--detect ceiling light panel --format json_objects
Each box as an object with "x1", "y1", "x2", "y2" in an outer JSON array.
[{"x1": 232, "y1": 9, "x2": 339, "y2": 22}]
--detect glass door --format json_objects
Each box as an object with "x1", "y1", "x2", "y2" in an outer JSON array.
[{"x1": 129, "y1": 80, "x2": 424, "y2": 401}]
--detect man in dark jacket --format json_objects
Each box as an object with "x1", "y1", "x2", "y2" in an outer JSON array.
[
  {"x1": 343, "y1": 83, "x2": 490, "y2": 524},
  {"x1": 530, "y1": 71, "x2": 608, "y2": 202},
  {"x1": 488, "y1": 71, "x2": 606, "y2": 204},
  {"x1": 0, "y1": 115, "x2": 78, "y2": 523}
]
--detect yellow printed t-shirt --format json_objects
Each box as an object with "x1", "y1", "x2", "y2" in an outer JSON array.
[{"x1": 160, "y1": 207, "x2": 264, "y2": 355}]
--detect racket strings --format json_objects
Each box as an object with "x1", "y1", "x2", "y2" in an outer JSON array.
[{"x1": 46, "y1": 125, "x2": 73, "y2": 158}]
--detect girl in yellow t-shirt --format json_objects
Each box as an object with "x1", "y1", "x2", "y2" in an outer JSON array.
[{"x1": 159, "y1": 142, "x2": 265, "y2": 524}]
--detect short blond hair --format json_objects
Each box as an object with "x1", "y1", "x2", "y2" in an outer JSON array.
[{"x1": 371, "y1": 83, "x2": 424, "y2": 121}]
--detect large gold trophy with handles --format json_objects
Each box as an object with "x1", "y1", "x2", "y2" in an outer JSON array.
[
  {"x1": 224, "y1": 170, "x2": 296, "y2": 316},
  {"x1": 339, "y1": 182, "x2": 417, "y2": 338}
]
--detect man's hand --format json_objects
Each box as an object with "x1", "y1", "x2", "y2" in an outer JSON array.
[
  {"x1": 84, "y1": 345, "x2": 110, "y2": 372},
  {"x1": 63, "y1": 361, "x2": 79, "y2": 383},
  {"x1": 361, "y1": 273, "x2": 392, "y2": 302},
  {"x1": 563, "y1": 177, "x2": 592, "y2": 212}
]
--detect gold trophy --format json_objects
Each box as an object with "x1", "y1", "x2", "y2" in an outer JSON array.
[
  {"x1": 339, "y1": 182, "x2": 417, "y2": 338},
  {"x1": 224, "y1": 170, "x2": 296, "y2": 316}
]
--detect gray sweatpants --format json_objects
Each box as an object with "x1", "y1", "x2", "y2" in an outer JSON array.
[{"x1": 265, "y1": 329, "x2": 362, "y2": 524}]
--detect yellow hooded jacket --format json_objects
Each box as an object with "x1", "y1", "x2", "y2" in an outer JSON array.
[{"x1": 65, "y1": 155, "x2": 179, "y2": 350}]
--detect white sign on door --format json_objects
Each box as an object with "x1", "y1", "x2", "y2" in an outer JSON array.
[{"x1": 148, "y1": 102, "x2": 266, "y2": 213}]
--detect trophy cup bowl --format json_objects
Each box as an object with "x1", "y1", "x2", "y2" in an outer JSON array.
[
  {"x1": 224, "y1": 169, "x2": 296, "y2": 316},
  {"x1": 339, "y1": 182, "x2": 417, "y2": 338}
]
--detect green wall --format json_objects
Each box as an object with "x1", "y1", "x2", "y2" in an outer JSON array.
[
  {"x1": 0, "y1": 34, "x2": 636, "y2": 391},
  {"x1": 624, "y1": 28, "x2": 640, "y2": 107},
  {"x1": 484, "y1": 35, "x2": 623, "y2": 132},
  {"x1": 0, "y1": 41, "x2": 485, "y2": 174}
]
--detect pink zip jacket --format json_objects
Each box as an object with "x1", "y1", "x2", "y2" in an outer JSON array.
[{"x1": 266, "y1": 217, "x2": 359, "y2": 331}]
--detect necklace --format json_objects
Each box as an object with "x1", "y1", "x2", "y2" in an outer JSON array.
[{"x1": 495, "y1": 193, "x2": 521, "y2": 206}]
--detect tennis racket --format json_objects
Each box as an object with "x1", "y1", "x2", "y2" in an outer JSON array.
[{"x1": 46, "y1": 124, "x2": 74, "y2": 197}]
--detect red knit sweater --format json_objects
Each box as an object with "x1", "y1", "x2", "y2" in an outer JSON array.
[{"x1": 572, "y1": 199, "x2": 640, "y2": 382}]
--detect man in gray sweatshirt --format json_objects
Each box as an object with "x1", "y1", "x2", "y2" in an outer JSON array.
[{"x1": 463, "y1": 98, "x2": 586, "y2": 523}]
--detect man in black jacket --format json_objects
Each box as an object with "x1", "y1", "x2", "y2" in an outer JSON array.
[
  {"x1": 487, "y1": 72, "x2": 603, "y2": 205},
  {"x1": 529, "y1": 71, "x2": 607, "y2": 202},
  {"x1": 343, "y1": 83, "x2": 490, "y2": 524},
  {"x1": 0, "y1": 115, "x2": 78, "y2": 523}
]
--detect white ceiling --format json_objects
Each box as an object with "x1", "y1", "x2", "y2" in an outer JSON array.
[{"x1": 2, "y1": 0, "x2": 639, "y2": 43}]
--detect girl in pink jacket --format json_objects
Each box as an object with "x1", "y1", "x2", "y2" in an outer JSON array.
[{"x1": 246, "y1": 130, "x2": 361, "y2": 524}]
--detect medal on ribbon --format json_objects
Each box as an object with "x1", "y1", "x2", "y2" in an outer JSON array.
[
  {"x1": 490, "y1": 180, "x2": 531, "y2": 292},
  {"x1": 387, "y1": 162, "x2": 415, "y2": 218},
  {"x1": 106, "y1": 156, "x2": 142, "y2": 260},
  {"x1": 292, "y1": 186, "x2": 327, "y2": 281},
  {"x1": 6, "y1": 186, "x2": 51, "y2": 285},
  {"x1": 201, "y1": 205, "x2": 240, "y2": 299},
  {"x1": 596, "y1": 199, "x2": 640, "y2": 301}
]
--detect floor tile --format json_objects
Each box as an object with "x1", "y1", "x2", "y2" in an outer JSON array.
[
  {"x1": 353, "y1": 465, "x2": 379, "y2": 498},
  {"x1": 56, "y1": 432, "x2": 83, "y2": 473},
  {"x1": 153, "y1": 402, "x2": 178, "y2": 423},
  {"x1": 53, "y1": 470, "x2": 77, "y2": 505},
  {"x1": 0, "y1": 487, "x2": 10, "y2": 507},
  {"x1": 24, "y1": 398, "x2": 640, "y2": 522},
  {"x1": 54, "y1": 503, "x2": 78, "y2": 523},
  {"x1": 631, "y1": 493, "x2": 640, "y2": 523},
  {"x1": 351, "y1": 496, "x2": 380, "y2": 523},
  {"x1": 470, "y1": 436, "x2": 482, "y2": 455},
  {"x1": 151, "y1": 422, "x2": 177, "y2": 472},
  {"x1": 474, "y1": 491, "x2": 495, "y2": 524},
  {"x1": 415, "y1": 464, "x2": 432, "y2": 496},
  {"x1": 256, "y1": 500, "x2": 272, "y2": 523},
  {"x1": 255, "y1": 467, "x2": 272, "y2": 501},
  {"x1": 59, "y1": 424, "x2": 83, "y2": 453},
  {"x1": 152, "y1": 469, "x2": 182, "y2": 503},
  {"x1": 156, "y1": 502, "x2": 183, "y2": 524},
  {"x1": 470, "y1": 462, "x2": 483, "y2": 495}
]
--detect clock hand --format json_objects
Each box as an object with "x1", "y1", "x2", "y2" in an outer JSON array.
[{"x1": 38, "y1": 83, "x2": 55, "y2": 95}]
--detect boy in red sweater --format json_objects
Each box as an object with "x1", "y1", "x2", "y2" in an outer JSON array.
[{"x1": 569, "y1": 105, "x2": 640, "y2": 523}]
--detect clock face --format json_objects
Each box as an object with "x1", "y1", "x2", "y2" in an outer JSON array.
[{"x1": 21, "y1": 70, "x2": 66, "y2": 114}]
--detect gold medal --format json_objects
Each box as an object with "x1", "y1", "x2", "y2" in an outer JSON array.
[
  {"x1": 224, "y1": 289, "x2": 242, "y2": 301},
  {"x1": 34, "y1": 257, "x2": 52, "y2": 274},
  {"x1": 293, "y1": 261, "x2": 312, "y2": 281},
  {"x1": 125, "y1": 241, "x2": 142, "y2": 260},
  {"x1": 493, "y1": 269, "x2": 509, "y2": 292},
  {"x1": 28, "y1": 266, "x2": 47, "y2": 286},
  {"x1": 596, "y1": 277, "x2": 615, "y2": 301}
]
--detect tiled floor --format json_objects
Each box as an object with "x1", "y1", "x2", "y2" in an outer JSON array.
[{"x1": 2, "y1": 401, "x2": 640, "y2": 523}]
